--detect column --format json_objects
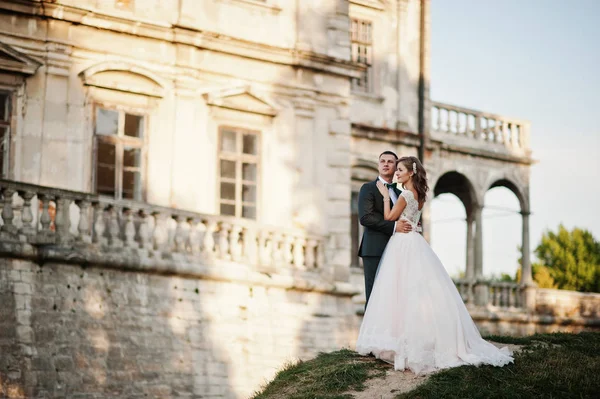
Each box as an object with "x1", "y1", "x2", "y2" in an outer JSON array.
[
  {"x1": 520, "y1": 210, "x2": 536, "y2": 311},
  {"x1": 473, "y1": 204, "x2": 488, "y2": 306},
  {"x1": 465, "y1": 210, "x2": 475, "y2": 304}
]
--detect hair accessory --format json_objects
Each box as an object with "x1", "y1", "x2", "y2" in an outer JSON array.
[{"x1": 412, "y1": 162, "x2": 417, "y2": 175}]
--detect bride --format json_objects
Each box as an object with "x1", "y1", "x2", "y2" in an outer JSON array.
[{"x1": 355, "y1": 156, "x2": 514, "y2": 374}]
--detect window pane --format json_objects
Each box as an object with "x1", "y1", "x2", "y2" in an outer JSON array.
[
  {"x1": 220, "y1": 182, "x2": 236, "y2": 200},
  {"x1": 96, "y1": 164, "x2": 116, "y2": 197},
  {"x1": 124, "y1": 113, "x2": 143, "y2": 138},
  {"x1": 96, "y1": 140, "x2": 116, "y2": 166},
  {"x1": 220, "y1": 129, "x2": 237, "y2": 152},
  {"x1": 96, "y1": 108, "x2": 119, "y2": 136},
  {"x1": 243, "y1": 134, "x2": 257, "y2": 155},
  {"x1": 242, "y1": 184, "x2": 256, "y2": 203},
  {"x1": 123, "y1": 147, "x2": 141, "y2": 168},
  {"x1": 220, "y1": 203, "x2": 236, "y2": 216},
  {"x1": 242, "y1": 206, "x2": 256, "y2": 220},
  {"x1": 0, "y1": 92, "x2": 9, "y2": 122},
  {"x1": 0, "y1": 126, "x2": 8, "y2": 177},
  {"x1": 220, "y1": 159, "x2": 236, "y2": 179},
  {"x1": 123, "y1": 170, "x2": 142, "y2": 200},
  {"x1": 242, "y1": 162, "x2": 256, "y2": 182}
]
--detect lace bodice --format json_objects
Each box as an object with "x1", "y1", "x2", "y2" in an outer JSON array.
[{"x1": 399, "y1": 190, "x2": 422, "y2": 227}]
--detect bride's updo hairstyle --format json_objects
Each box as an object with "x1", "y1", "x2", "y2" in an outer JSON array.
[{"x1": 398, "y1": 156, "x2": 429, "y2": 204}]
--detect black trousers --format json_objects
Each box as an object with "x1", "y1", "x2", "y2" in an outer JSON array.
[{"x1": 362, "y1": 256, "x2": 381, "y2": 309}]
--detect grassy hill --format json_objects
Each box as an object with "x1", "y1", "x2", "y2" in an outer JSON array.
[{"x1": 251, "y1": 332, "x2": 600, "y2": 399}]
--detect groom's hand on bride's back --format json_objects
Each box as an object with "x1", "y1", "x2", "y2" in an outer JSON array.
[{"x1": 395, "y1": 220, "x2": 413, "y2": 233}]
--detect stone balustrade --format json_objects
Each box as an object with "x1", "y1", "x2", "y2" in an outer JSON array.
[
  {"x1": 454, "y1": 279, "x2": 523, "y2": 310},
  {"x1": 0, "y1": 179, "x2": 325, "y2": 275},
  {"x1": 431, "y1": 102, "x2": 530, "y2": 154}
]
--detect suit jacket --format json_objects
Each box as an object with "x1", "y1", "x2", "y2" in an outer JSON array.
[{"x1": 357, "y1": 178, "x2": 401, "y2": 257}]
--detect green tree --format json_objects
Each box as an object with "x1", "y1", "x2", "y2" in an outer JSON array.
[{"x1": 533, "y1": 224, "x2": 600, "y2": 293}]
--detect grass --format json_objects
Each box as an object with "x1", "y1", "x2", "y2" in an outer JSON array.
[
  {"x1": 398, "y1": 332, "x2": 600, "y2": 399},
  {"x1": 252, "y1": 332, "x2": 600, "y2": 399},
  {"x1": 251, "y1": 349, "x2": 389, "y2": 399}
]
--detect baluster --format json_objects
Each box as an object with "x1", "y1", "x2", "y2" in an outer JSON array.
[
  {"x1": 494, "y1": 285, "x2": 500, "y2": 307},
  {"x1": 18, "y1": 191, "x2": 36, "y2": 237},
  {"x1": 258, "y1": 230, "x2": 271, "y2": 268},
  {"x1": 305, "y1": 239, "x2": 317, "y2": 269},
  {"x1": 152, "y1": 212, "x2": 165, "y2": 254},
  {"x1": 92, "y1": 203, "x2": 106, "y2": 245},
  {"x1": 293, "y1": 237, "x2": 306, "y2": 269},
  {"x1": 218, "y1": 222, "x2": 231, "y2": 259},
  {"x1": 271, "y1": 232, "x2": 284, "y2": 265},
  {"x1": 75, "y1": 199, "x2": 92, "y2": 243},
  {"x1": 173, "y1": 215, "x2": 186, "y2": 253},
  {"x1": 282, "y1": 235, "x2": 294, "y2": 266},
  {"x1": 444, "y1": 109, "x2": 450, "y2": 132},
  {"x1": 54, "y1": 197, "x2": 73, "y2": 244},
  {"x1": 123, "y1": 209, "x2": 137, "y2": 248},
  {"x1": 188, "y1": 219, "x2": 202, "y2": 255},
  {"x1": 243, "y1": 227, "x2": 258, "y2": 266},
  {"x1": 435, "y1": 106, "x2": 442, "y2": 131},
  {"x1": 453, "y1": 111, "x2": 460, "y2": 134},
  {"x1": 1, "y1": 188, "x2": 17, "y2": 235},
  {"x1": 108, "y1": 206, "x2": 123, "y2": 248},
  {"x1": 511, "y1": 123, "x2": 519, "y2": 148},
  {"x1": 506, "y1": 285, "x2": 515, "y2": 308},
  {"x1": 229, "y1": 225, "x2": 243, "y2": 261},
  {"x1": 474, "y1": 115, "x2": 482, "y2": 139},
  {"x1": 202, "y1": 220, "x2": 217, "y2": 256},
  {"x1": 138, "y1": 210, "x2": 152, "y2": 252}
]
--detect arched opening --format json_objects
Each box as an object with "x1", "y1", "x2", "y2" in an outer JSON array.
[
  {"x1": 430, "y1": 194, "x2": 466, "y2": 278},
  {"x1": 482, "y1": 186, "x2": 522, "y2": 280},
  {"x1": 430, "y1": 171, "x2": 478, "y2": 284}
]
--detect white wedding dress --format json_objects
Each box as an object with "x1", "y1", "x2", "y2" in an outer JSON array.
[{"x1": 356, "y1": 190, "x2": 514, "y2": 374}]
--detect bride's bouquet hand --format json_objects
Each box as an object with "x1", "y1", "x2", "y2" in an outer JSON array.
[{"x1": 376, "y1": 181, "x2": 390, "y2": 199}]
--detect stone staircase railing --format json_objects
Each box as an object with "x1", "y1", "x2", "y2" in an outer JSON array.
[
  {"x1": 0, "y1": 179, "x2": 325, "y2": 274},
  {"x1": 431, "y1": 102, "x2": 530, "y2": 155}
]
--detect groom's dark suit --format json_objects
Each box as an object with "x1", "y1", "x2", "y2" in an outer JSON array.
[{"x1": 358, "y1": 178, "x2": 401, "y2": 307}]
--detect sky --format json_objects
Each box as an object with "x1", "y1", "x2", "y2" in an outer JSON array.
[{"x1": 428, "y1": 0, "x2": 600, "y2": 278}]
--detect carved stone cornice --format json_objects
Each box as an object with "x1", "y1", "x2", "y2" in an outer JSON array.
[{"x1": 0, "y1": 0, "x2": 364, "y2": 79}]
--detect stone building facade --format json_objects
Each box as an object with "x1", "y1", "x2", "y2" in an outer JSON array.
[{"x1": 3, "y1": 1, "x2": 596, "y2": 399}]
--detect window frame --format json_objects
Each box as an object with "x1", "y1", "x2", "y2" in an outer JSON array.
[
  {"x1": 350, "y1": 17, "x2": 374, "y2": 93},
  {"x1": 0, "y1": 89, "x2": 14, "y2": 179},
  {"x1": 217, "y1": 125, "x2": 261, "y2": 220},
  {"x1": 92, "y1": 102, "x2": 148, "y2": 201}
]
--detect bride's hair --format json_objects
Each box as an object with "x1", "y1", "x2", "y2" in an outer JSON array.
[{"x1": 398, "y1": 156, "x2": 429, "y2": 204}]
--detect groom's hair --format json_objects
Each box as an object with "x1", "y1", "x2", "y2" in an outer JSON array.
[{"x1": 379, "y1": 150, "x2": 398, "y2": 160}]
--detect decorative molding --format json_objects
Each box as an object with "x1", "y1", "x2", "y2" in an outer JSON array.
[
  {"x1": 202, "y1": 85, "x2": 280, "y2": 117},
  {"x1": 0, "y1": 41, "x2": 42, "y2": 75},
  {"x1": 349, "y1": 0, "x2": 386, "y2": 11},
  {"x1": 79, "y1": 61, "x2": 166, "y2": 97},
  {"x1": 216, "y1": 0, "x2": 282, "y2": 13}
]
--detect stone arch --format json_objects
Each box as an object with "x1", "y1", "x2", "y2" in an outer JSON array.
[
  {"x1": 432, "y1": 170, "x2": 479, "y2": 211},
  {"x1": 486, "y1": 177, "x2": 529, "y2": 213},
  {"x1": 79, "y1": 61, "x2": 168, "y2": 97}
]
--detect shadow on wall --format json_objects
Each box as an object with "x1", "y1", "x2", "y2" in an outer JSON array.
[{"x1": 0, "y1": 258, "x2": 235, "y2": 398}]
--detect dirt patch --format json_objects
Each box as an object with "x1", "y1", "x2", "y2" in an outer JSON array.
[{"x1": 345, "y1": 342, "x2": 524, "y2": 399}]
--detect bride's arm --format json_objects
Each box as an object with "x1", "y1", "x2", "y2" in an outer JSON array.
[
  {"x1": 384, "y1": 197, "x2": 406, "y2": 221},
  {"x1": 376, "y1": 182, "x2": 407, "y2": 221}
]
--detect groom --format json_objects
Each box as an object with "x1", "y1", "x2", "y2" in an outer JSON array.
[{"x1": 358, "y1": 151, "x2": 412, "y2": 308}]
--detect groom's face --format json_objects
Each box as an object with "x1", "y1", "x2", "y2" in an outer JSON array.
[{"x1": 378, "y1": 154, "x2": 397, "y2": 179}]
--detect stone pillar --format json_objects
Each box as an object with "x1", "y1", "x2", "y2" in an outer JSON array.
[
  {"x1": 465, "y1": 210, "x2": 475, "y2": 304},
  {"x1": 520, "y1": 210, "x2": 536, "y2": 311},
  {"x1": 473, "y1": 204, "x2": 488, "y2": 306}
]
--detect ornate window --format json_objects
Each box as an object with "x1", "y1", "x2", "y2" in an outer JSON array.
[
  {"x1": 0, "y1": 91, "x2": 11, "y2": 178},
  {"x1": 94, "y1": 106, "x2": 146, "y2": 200},
  {"x1": 351, "y1": 18, "x2": 374, "y2": 92},
  {"x1": 218, "y1": 126, "x2": 260, "y2": 220}
]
